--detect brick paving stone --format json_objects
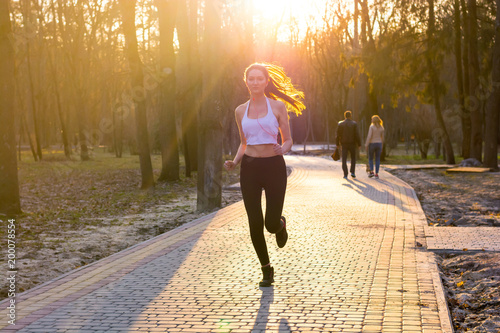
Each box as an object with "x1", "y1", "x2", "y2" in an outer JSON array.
[
  {"x1": 425, "y1": 226, "x2": 500, "y2": 251},
  {"x1": 0, "y1": 156, "x2": 461, "y2": 332}
]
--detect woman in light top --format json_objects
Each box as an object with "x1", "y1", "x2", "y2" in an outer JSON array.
[
  {"x1": 365, "y1": 115, "x2": 385, "y2": 179},
  {"x1": 224, "y1": 63, "x2": 304, "y2": 287}
]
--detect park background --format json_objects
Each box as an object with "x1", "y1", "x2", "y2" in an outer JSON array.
[{"x1": 0, "y1": 0, "x2": 499, "y2": 215}]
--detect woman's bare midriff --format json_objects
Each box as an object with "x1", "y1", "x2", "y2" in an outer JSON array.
[{"x1": 245, "y1": 144, "x2": 278, "y2": 158}]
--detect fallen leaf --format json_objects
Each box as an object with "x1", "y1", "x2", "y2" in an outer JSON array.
[{"x1": 457, "y1": 281, "x2": 464, "y2": 287}]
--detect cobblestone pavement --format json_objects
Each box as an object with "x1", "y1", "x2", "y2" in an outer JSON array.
[
  {"x1": 2, "y1": 156, "x2": 461, "y2": 332},
  {"x1": 425, "y1": 226, "x2": 500, "y2": 251}
]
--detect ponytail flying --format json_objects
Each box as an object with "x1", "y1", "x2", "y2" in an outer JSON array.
[{"x1": 244, "y1": 62, "x2": 305, "y2": 116}]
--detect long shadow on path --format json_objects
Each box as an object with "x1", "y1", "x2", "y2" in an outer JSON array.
[
  {"x1": 251, "y1": 287, "x2": 292, "y2": 333},
  {"x1": 342, "y1": 176, "x2": 415, "y2": 214},
  {"x1": 251, "y1": 287, "x2": 274, "y2": 331},
  {"x1": 6, "y1": 210, "x2": 234, "y2": 332}
]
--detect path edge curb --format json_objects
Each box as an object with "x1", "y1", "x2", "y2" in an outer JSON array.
[{"x1": 387, "y1": 171, "x2": 454, "y2": 333}]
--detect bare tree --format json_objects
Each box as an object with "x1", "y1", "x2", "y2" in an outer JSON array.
[
  {"x1": 483, "y1": 0, "x2": 500, "y2": 170},
  {"x1": 425, "y1": 0, "x2": 455, "y2": 164},
  {"x1": 156, "y1": 0, "x2": 179, "y2": 181},
  {"x1": 47, "y1": 45, "x2": 71, "y2": 158},
  {"x1": 177, "y1": 0, "x2": 200, "y2": 177},
  {"x1": 453, "y1": 0, "x2": 466, "y2": 158},
  {"x1": 119, "y1": 0, "x2": 155, "y2": 189},
  {"x1": 197, "y1": 0, "x2": 223, "y2": 211},
  {"x1": 0, "y1": 0, "x2": 21, "y2": 214},
  {"x1": 22, "y1": 0, "x2": 42, "y2": 160},
  {"x1": 468, "y1": 0, "x2": 482, "y2": 161},
  {"x1": 460, "y1": 0, "x2": 472, "y2": 158}
]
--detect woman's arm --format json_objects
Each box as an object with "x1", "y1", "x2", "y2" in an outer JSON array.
[
  {"x1": 365, "y1": 126, "x2": 373, "y2": 149},
  {"x1": 231, "y1": 142, "x2": 247, "y2": 167},
  {"x1": 274, "y1": 101, "x2": 292, "y2": 155},
  {"x1": 224, "y1": 105, "x2": 247, "y2": 171}
]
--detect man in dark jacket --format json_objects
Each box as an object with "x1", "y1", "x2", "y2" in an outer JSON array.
[{"x1": 336, "y1": 110, "x2": 361, "y2": 179}]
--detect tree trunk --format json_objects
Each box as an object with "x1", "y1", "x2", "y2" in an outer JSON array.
[
  {"x1": 26, "y1": 42, "x2": 43, "y2": 160},
  {"x1": 460, "y1": 0, "x2": 472, "y2": 158},
  {"x1": 434, "y1": 141, "x2": 441, "y2": 159},
  {"x1": 157, "y1": 0, "x2": 179, "y2": 181},
  {"x1": 16, "y1": 76, "x2": 38, "y2": 161},
  {"x1": 426, "y1": 0, "x2": 455, "y2": 164},
  {"x1": 48, "y1": 49, "x2": 71, "y2": 158},
  {"x1": 22, "y1": 0, "x2": 42, "y2": 160},
  {"x1": 113, "y1": 108, "x2": 124, "y2": 158},
  {"x1": 23, "y1": 114, "x2": 38, "y2": 161},
  {"x1": 119, "y1": 0, "x2": 155, "y2": 189},
  {"x1": 0, "y1": 1, "x2": 21, "y2": 214},
  {"x1": 177, "y1": 0, "x2": 200, "y2": 177},
  {"x1": 77, "y1": 102, "x2": 90, "y2": 161},
  {"x1": 468, "y1": 0, "x2": 482, "y2": 161},
  {"x1": 483, "y1": 0, "x2": 500, "y2": 170},
  {"x1": 48, "y1": 4, "x2": 71, "y2": 158},
  {"x1": 417, "y1": 139, "x2": 430, "y2": 159},
  {"x1": 197, "y1": 0, "x2": 223, "y2": 211},
  {"x1": 453, "y1": 0, "x2": 468, "y2": 159}
]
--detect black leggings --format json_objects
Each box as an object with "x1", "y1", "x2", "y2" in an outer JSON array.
[{"x1": 240, "y1": 154, "x2": 287, "y2": 266}]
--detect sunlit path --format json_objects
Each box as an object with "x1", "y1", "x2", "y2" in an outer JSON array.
[{"x1": 1, "y1": 156, "x2": 453, "y2": 332}]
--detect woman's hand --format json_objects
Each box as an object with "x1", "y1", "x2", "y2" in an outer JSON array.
[
  {"x1": 273, "y1": 144, "x2": 285, "y2": 155},
  {"x1": 224, "y1": 160, "x2": 236, "y2": 171}
]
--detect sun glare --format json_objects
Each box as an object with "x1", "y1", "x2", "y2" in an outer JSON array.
[{"x1": 251, "y1": 0, "x2": 328, "y2": 41}]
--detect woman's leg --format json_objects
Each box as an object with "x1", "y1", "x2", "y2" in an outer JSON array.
[
  {"x1": 262, "y1": 156, "x2": 287, "y2": 234},
  {"x1": 368, "y1": 143, "x2": 374, "y2": 172},
  {"x1": 374, "y1": 143, "x2": 382, "y2": 174},
  {"x1": 240, "y1": 156, "x2": 269, "y2": 266}
]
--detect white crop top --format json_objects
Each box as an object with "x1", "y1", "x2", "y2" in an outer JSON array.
[{"x1": 241, "y1": 98, "x2": 279, "y2": 145}]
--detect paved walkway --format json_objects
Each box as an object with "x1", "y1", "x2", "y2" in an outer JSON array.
[{"x1": 4, "y1": 155, "x2": 490, "y2": 332}]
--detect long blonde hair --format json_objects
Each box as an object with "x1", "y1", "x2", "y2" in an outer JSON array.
[
  {"x1": 371, "y1": 115, "x2": 383, "y2": 128},
  {"x1": 244, "y1": 62, "x2": 305, "y2": 116}
]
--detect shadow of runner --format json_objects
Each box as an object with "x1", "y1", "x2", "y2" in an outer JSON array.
[
  {"x1": 341, "y1": 178, "x2": 414, "y2": 213},
  {"x1": 251, "y1": 287, "x2": 275, "y2": 332},
  {"x1": 279, "y1": 317, "x2": 292, "y2": 332}
]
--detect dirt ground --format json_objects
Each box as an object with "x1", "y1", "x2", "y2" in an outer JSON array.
[{"x1": 389, "y1": 168, "x2": 500, "y2": 333}]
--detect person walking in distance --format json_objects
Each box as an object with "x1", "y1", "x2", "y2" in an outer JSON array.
[
  {"x1": 336, "y1": 110, "x2": 361, "y2": 179},
  {"x1": 224, "y1": 63, "x2": 304, "y2": 287},
  {"x1": 365, "y1": 115, "x2": 385, "y2": 179}
]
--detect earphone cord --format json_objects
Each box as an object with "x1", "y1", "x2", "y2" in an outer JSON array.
[
  {"x1": 251, "y1": 99, "x2": 278, "y2": 140},
  {"x1": 257, "y1": 116, "x2": 277, "y2": 139}
]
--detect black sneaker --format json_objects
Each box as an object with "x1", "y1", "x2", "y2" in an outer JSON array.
[
  {"x1": 351, "y1": 173, "x2": 356, "y2": 178},
  {"x1": 276, "y1": 216, "x2": 288, "y2": 248},
  {"x1": 259, "y1": 265, "x2": 274, "y2": 287}
]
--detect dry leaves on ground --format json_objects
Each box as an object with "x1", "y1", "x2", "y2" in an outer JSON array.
[{"x1": 390, "y1": 168, "x2": 500, "y2": 332}]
